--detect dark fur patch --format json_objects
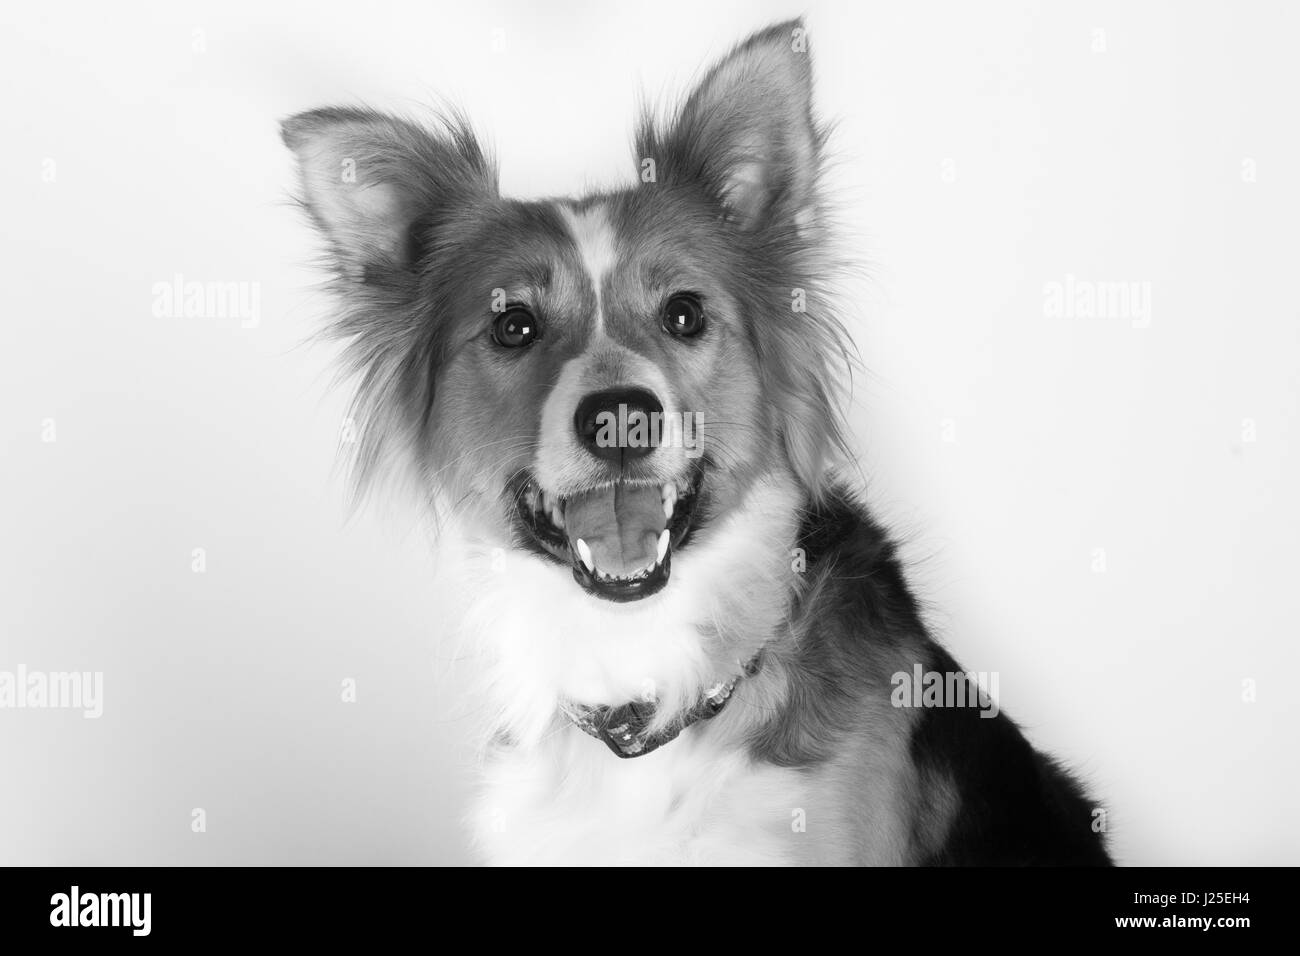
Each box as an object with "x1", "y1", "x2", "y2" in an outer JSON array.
[{"x1": 750, "y1": 487, "x2": 1113, "y2": 865}]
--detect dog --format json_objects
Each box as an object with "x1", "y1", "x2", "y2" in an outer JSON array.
[{"x1": 282, "y1": 18, "x2": 1112, "y2": 866}]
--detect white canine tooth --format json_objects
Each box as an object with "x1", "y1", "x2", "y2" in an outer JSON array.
[
  {"x1": 655, "y1": 529, "x2": 670, "y2": 564},
  {"x1": 662, "y1": 482, "x2": 677, "y2": 520},
  {"x1": 550, "y1": 503, "x2": 564, "y2": 529},
  {"x1": 576, "y1": 538, "x2": 594, "y2": 572}
]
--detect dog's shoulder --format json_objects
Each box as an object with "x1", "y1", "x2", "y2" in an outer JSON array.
[{"x1": 750, "y1": 484, "x2": 1113, "y2": 865}]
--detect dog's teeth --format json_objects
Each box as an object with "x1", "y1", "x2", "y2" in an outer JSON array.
[
  {"x1": 575, "y1": 538, "x2": 594, "y2": 572},
  {"x1": 662, "y1": 483, "x2": 676, "y2": 519},
  {"x1": 655, "y1": 529, "x2": 670, "y2": 564},
  {"x1": 550, "y1": 503, "x2": 564, "y2": 529}
]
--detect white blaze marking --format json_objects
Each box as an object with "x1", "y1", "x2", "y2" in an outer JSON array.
[{"x1": 557, "y1": 203, "x2": 618, "y2": 334}]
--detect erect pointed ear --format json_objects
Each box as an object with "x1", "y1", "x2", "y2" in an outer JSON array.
[
  {"x1": 637, "y1": 19, "x2": 822, "y2": 232},
  {"x1": 281, "y1": 107, "x2": 497, "y2": 281}
]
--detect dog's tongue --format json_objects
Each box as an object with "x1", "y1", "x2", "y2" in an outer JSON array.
[{"x1": 564, "y1": 483, "x2": 667, "y2": 576}]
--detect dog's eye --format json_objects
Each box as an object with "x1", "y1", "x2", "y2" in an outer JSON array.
[
  {"x1": 662, "y1": 294, "x2": 705, "y2": 338},
  {"x1": 492, "y1": 307, "x2": 540, "y2": 348}
]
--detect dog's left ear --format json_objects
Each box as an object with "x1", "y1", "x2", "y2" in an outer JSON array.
[
  {"x1": 641, "y1": 21, "x2": 851, "y2": 495},
  {"x1": 638, "y1": 19, "x2": 821, "y2": 232}
]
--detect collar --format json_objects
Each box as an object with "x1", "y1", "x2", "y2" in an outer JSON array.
[{"x1": 562, "y1": 652, "x2": 764, "y2": 758}]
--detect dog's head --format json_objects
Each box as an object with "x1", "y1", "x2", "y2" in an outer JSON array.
[{"x1": 283, "y1": 20, "x2": 849, "y2": 613}]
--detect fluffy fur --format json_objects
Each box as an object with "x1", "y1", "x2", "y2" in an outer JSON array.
[{"x1": 283, "y1": 19, "x2": 1112, "y2": 866}]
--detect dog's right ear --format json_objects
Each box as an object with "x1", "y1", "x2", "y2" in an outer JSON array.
[{"x1": 281, "y1": 107, "x2": 497, "y2": 283}]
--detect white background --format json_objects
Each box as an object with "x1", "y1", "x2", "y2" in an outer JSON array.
[{"x1": 1, "y1": 0, "x2": 1297, "y2": 865}]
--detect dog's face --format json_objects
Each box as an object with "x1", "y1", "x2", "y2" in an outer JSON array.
[
  {"x1": 428, "y1": 190, "x2": 772, "y2": 602},
  {"x1": 284, "y1": 20, "x2": 846, "y2": 613}
]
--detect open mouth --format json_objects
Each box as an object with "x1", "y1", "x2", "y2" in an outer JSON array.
[{"x1": 510, "y1": 469, "x2": 704, "y2": 602}]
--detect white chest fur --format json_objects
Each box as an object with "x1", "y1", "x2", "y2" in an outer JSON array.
[
  {"x1": 471, "y1": 722, "x2": 811, "y2": 866},
  {"x1": 438, "y1": 476, "x2": 816, "y2": 864}
]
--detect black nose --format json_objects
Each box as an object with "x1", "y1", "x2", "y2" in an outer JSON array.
[{"x1": 574, "y1": 387, "x2": 664, "y2": 463}]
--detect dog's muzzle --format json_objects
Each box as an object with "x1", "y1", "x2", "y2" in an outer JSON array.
[{"x1": 510, "y1": 464, "x2": 704, "y2": 602}]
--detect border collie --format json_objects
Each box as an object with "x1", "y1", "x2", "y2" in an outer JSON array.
[{"x1": 282, "y1": 18, "x2": 1112, "y2": 866}]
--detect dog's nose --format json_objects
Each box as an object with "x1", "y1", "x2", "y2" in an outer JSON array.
[{"x1": 574, "y1": 387, "x2": 664, "y2": 463}]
